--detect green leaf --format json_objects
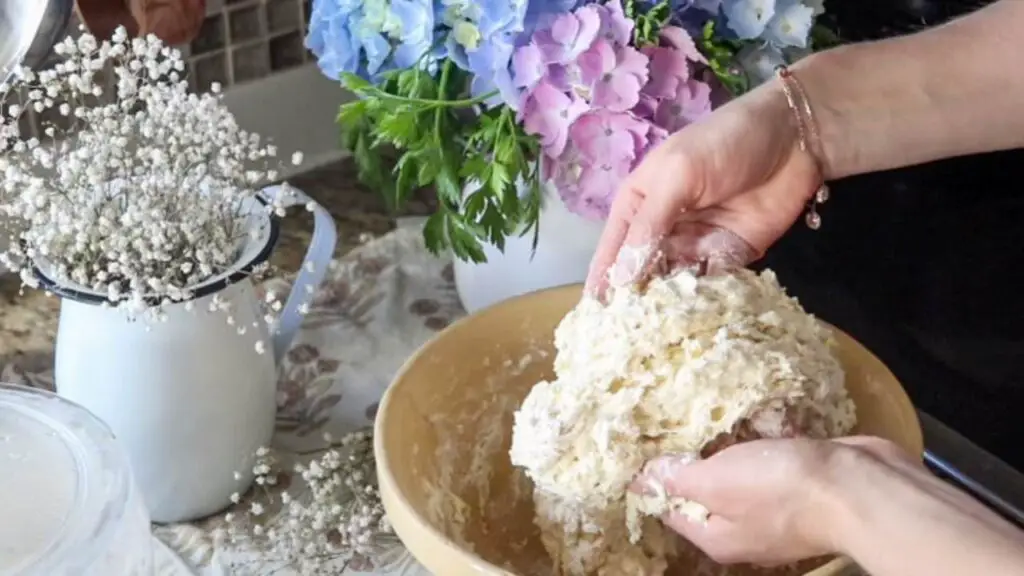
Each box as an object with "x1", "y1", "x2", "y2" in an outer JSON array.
[
  {"x1": 340, "y1": 73, "x2": 372, "y2": 93},
  {"x1": 488, "y1": 163, "x2": 510, "y2": 199},
  {"x1": 462, "y1": 189, "x2": 482, "y2": 214},
  {"x1": 810, "y1": 24, "x2": 842, "y2": 50},
  {"x1": 458, "y1": 154, "x2": 489, "y2": 181},
  {"x1": 495, "y1": 137, "x2": 518, "y2": 166},
  {"x1": 624, "y1": 0, "x2": 637, "y2": 18},
  {"x1": 435, "y1": 163, "x2": 462, "y2": 205},
  {"x1": 393, "y1": 154, "x2": 419, "y2": 208},
  {"x1": 498, "y1": 185, "x2": 520, "y2": 230},
  {"x1": 337, "y1": 100, "x2": 367, "y2": 126},
  {"x1": 336, "y1": 54, "x2": 553, "y2": 263},
  {"x1": 396, "y1": 69, "x2": 419, "y2": 96},
  {"x1": 376, "y1": 109, "x2": 420, "y2": 147},
  {"x1": 423, "y1": 212, "x2": 447, "y2": 255},
  {"x1": 446, "y1": 215, "x2": 487, "y2": 263},
  {"x1": 416, "y1": 154, "x2": 440, "y2": 187}
]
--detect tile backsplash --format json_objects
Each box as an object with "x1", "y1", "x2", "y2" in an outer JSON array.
[
  {"x1": 189, "y1": 0, "x2": 315, "y2": 92},
  {"x1": 11, "y1": 0, "x2": 317, "y2": 139}
]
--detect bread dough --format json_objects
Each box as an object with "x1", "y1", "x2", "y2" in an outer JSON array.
[{"x1": 509, "y1": 268, "x2": 857, "y2": 575}]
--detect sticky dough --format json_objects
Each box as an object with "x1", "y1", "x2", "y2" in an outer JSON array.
[{"x1": 509, "y1": 268, "x2": 857, "y2": 575}]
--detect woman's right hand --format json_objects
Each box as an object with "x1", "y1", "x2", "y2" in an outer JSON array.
[
  {"x1": 632, "y1": 436, "x2": 918, "y2": 566},
  {"x1": 585, "y1": 79, "x2": 824, "y2": 297},
  {"x1": 636, "y1": 435, "x2": 1024, "y2": 576}
]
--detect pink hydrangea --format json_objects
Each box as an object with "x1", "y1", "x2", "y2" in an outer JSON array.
[
  {"x1": 578, "y1": 40, "x2": 649, "y2": 112},
  {"x1": 512, "y1": 0, "x2": 716, "y2": 220},
  {"x1": 519, "y1": 80, "x2": 589, "y2": 157}
]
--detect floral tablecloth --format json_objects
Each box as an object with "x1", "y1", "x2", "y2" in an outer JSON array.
[{"x1": 1, "y1": 225, "x2": 452, "y2": 576}]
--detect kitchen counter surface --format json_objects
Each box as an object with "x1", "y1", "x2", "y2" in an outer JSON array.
[{"x1": 0, "y1": 158, "x2": 436, "y2": 357}]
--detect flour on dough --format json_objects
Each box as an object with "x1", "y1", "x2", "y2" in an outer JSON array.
[{"x1": 509, "y1": 268, "x2": 857, "y2": 575}]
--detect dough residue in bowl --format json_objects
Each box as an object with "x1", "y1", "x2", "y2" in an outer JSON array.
[{"x1": 509, "y1": 268, "x2": 857, "y2": 575}]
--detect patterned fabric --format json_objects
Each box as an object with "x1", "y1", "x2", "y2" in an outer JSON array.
[{"x1": 0, "y1": 227, "x2": 453, "y2": 575}]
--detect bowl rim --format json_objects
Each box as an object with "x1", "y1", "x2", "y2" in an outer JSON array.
[{"x1": 374, "y1": 283, "x2": 922, "y2": 576}]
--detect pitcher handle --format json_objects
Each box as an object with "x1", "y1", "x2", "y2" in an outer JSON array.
[{"x1": 261, "y1": 184, "x2": 338, "y2": 364}]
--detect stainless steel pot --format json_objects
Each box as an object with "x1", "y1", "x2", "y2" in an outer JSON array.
[
  {"x1": 1, "y1": 1, "x2": 207, "y2": 86},
  {"x1": 0, "y1": 0, "x2": 77, "y2": 84}
]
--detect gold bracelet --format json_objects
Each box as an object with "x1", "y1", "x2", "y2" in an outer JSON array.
[{"x1": 775, "y1": 65, "x2": 829, "y2": 230}]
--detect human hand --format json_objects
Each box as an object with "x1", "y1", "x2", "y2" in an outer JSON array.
[
  {"x1": 632, "y1": 436, "x2": 916, "y2": 566},
  {"x1": 128, "y1": 0, "x2": 206, "y2": 45},
  {"x1": 584, "y1": 81, "x2": 822, "y2": 297}
]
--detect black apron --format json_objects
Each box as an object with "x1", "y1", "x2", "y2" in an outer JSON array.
[{"x1": 755, "y1": 150, "x2": 1024, "y2": 470}]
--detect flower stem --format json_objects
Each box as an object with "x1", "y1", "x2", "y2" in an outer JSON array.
[
  {"x1": 434, "y1": 59, "x2": 454, "y2": 144},
  {"x1": 370, "y1": 86, "x2": 496, "y2": 108},
  {"x1": 368, "y1": 59, "x2": 495, "y2": 108}
]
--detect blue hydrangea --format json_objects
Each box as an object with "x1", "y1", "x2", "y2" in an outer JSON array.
[
  {"x1": 388, "y1": 0, "x2": 439, "y2": 68},
  {"x1": 306, "y1": 0, "x2": 365, "y2": 79},
  {"x1": 306, "y1": 0, "x2": 443, "y2": 81},
  {"x1": 762, "y1": 0, "x2": 814, "y2": 48},
  {"x1": 440, "y1": 0, "x2": 530, "y2": 105},
  {"x1": 690, "y1": 0, "x2": 722, "y2": 11},
  {"x1": 736, "y1": 42, "x2": 786, "y2": 83},
  {"x1": 722, "y1": 0, "x2": 775, "y2": 39},
  {"x1": 694, "y1": 0, "x2": 815, "y2": 48}
]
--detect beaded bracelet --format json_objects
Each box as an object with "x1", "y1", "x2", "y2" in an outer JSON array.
[{"x1": 775, "y1": 65, "x2": 829, "y2": 230}]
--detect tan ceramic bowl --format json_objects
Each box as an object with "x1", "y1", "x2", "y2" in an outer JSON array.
[{"x1": 375, "y1": 285, "x2": 924, "y2": 576}]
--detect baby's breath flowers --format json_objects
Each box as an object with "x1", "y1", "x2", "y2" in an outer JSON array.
[
  {"x1": 222, "y1": 428, "x2": 395, "y2": 575},
  {"x1": 0, "y1": 27, "x2": 304, "y2": 319}
]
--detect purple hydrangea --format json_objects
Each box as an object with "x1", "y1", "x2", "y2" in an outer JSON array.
[{"x1": 512, "y1": 0, "x2": 712, "y2": 220}]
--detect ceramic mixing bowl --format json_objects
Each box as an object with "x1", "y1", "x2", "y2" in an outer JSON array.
[{"x1": 375, "y1": 285, "x2": 924, "y2": 576}]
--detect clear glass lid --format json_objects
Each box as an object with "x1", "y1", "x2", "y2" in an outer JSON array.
[{"x1": 0, "y1": 383, "x2": 137, "y2": 575}]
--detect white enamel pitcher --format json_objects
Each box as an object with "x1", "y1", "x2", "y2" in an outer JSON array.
[{"x1": 36, "y1": 185, "x2": 337, "y2": 523}]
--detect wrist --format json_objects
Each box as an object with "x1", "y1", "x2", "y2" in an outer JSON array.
[
  {"x1": 744, "y1": 78, "x2": 820, "y2": 207},
  {"x1": 804, "y1": 443, "x2": 882, "y2": 557},
  {"x1": 787, "y1": 51, "x2": 854, "y2": 181}
]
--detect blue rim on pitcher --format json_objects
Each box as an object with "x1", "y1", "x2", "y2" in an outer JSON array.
[{"x1": 29, "y1": 193, "x2": 280, "y2": 306}]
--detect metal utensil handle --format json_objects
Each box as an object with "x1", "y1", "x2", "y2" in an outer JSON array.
[{"x1": 920, "y1": 410, "x2": 1024, "y2": 528}]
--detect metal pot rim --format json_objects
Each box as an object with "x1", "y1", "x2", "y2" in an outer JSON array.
[{"x1": 0, "y1": 0, "x2": 50, "y2": 84}]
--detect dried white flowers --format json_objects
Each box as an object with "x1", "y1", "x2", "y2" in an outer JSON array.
[
  {"x1": 0, "y1": 27, "x2": 303, "y2": 318},
  {"x1": 222, "y1": 429, "x2": 395, "y2": 575}
]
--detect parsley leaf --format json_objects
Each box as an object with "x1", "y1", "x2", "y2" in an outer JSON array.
[
  {"x1": 625, "y1": 0, "x2": 673, "y2": 47},
  {"x1": 700, "y1": 20, "x2": 749, "y2": 95},
  {"x1": 336, "y1": 59, "x2": 542, "y2": 263}
]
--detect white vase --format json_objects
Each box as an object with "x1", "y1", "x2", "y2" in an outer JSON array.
[
  {"x1": 41, "y1": 185, "x2": 337, "y2": 523},
  {"x1": 453, "y1": 182, "x2": 605, "y2": 313}
]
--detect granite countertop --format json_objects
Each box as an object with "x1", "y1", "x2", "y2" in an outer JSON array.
[{"x1": 0, "y1": 159, "x2": 436, "y2": 357}]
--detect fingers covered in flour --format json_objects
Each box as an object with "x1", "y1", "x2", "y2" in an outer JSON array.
[
  {"x1": 632, "y1": 454, "x2": 724, "y2": 504},
  {"x1": 660, "y1": 221, "x2": 759, "y2": 274},
  {"x1": 585, "y1": 187, "x2": 642, "y2": 298}
]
